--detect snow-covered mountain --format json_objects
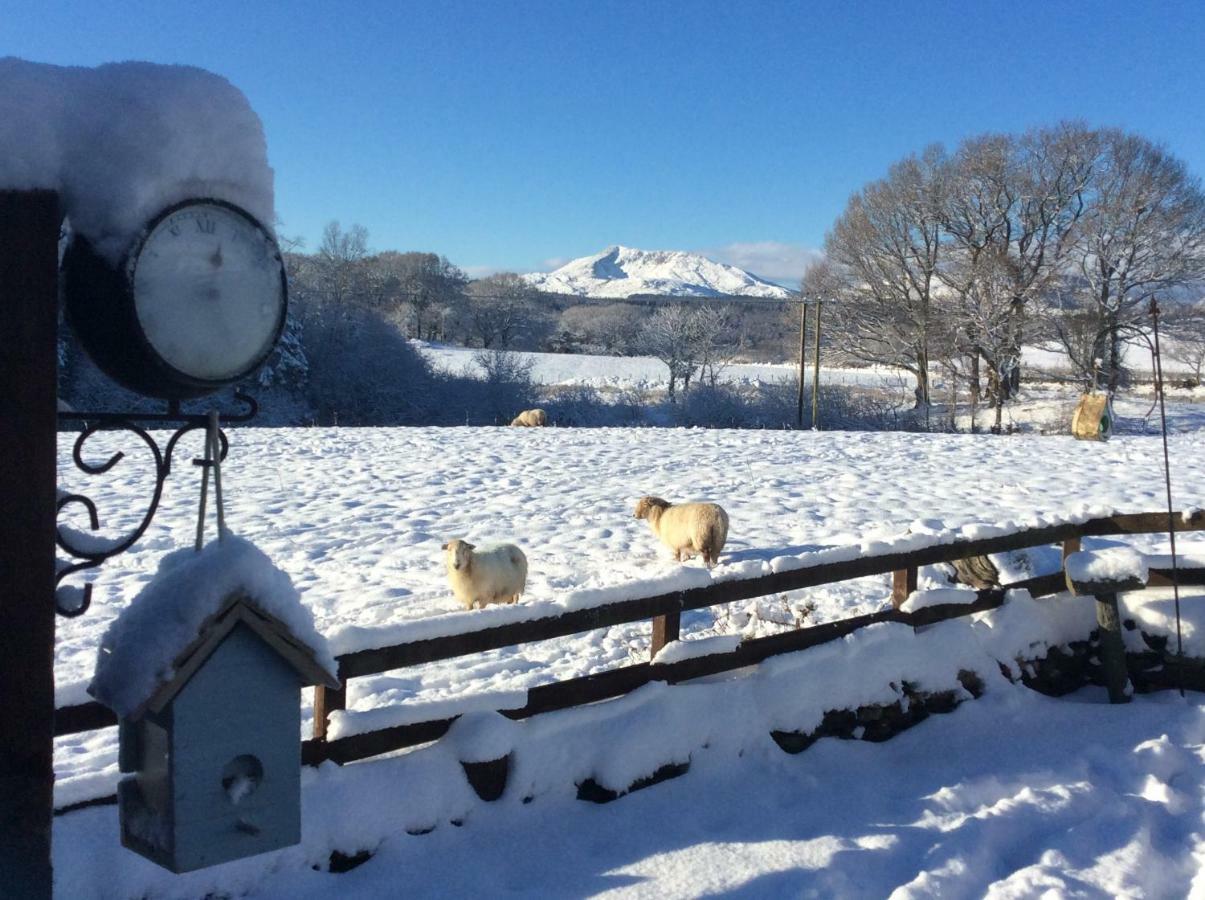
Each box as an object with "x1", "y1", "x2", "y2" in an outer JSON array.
[{"x1": 524, "y1": 245, "x2": 791, "y2": 299}]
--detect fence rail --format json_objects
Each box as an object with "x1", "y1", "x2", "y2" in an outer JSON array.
[{"x1": 53, "y1": 510, "x2": 1205, "y2": 813}]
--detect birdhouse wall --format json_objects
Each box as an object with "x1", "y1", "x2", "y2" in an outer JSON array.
[{"x1": 167, "y1": 624, "x2": 303, "y2": 873}]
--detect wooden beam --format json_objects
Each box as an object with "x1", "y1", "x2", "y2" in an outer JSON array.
[
  {"x1": 53, "y1": 702, "x2": 116, "y2": 737},
  {"x1": 0, "y1": 190, "x2": 60, "y2": 900},
  {"x1": 650, "y1": 610, "x2": 681, "y2": 660},
  {"x1": 312, "y1": 679, "x2": 347, "y2": 742},
  {"x1": 1062, "y1": 537, "x2": 1081, "y2": 563},
  {"x1": 333, "y1": 511, "x2": 1205, "y2": 680},
  {"x1": 891, "y1": 567, "x2": 918, "y2": 609}
]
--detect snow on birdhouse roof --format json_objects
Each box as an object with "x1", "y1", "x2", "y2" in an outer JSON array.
[
  {"x1": 89, "y1": 536, "x2": 337, "y2": 719},
  {"x1": 0, "y1": 57, "x2": 274, "y2": 263}
]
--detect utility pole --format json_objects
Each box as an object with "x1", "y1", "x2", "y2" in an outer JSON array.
[
  {"x1": 811, "y1": 299, "x2": 823, "y2": 430},
  {"x1": 796, "y1": 298, "x2": 808, "y2": 428},
  {"x1": 0, "y1": 189, "x2": 61, "y2": 899}
]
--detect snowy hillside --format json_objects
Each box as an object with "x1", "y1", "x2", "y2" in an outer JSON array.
[{"x1": 524, "y1": 245, "x2": 792, "y2": 298}]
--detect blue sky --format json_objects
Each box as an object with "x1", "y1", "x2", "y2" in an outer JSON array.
[{"x1": 6, "y1": 0, "x2": 1205, "y2": 284}]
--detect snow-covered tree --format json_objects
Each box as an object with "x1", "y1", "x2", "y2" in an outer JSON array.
[
  {"x1": 1053, "y1": 130, "x2": 1205, "y2": 390},
  {"x1": 822, "y1": 146, "x2": 947, "y2": 407}
]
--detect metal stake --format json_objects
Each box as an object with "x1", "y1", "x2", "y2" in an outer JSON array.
[
  {"x1": 1150, "y1": 298, "x2": 1185, "y2": 696},
  {"x1": 811, "y1": 300, "x2": 822, "y2": 430},
  {"x1": 796, "y1": 299, "x2": 808, "y2": 428}
]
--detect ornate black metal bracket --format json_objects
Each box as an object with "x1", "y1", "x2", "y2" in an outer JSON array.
[{"x1": 54, "y1": 391, "x2": 257, "y2": 617}]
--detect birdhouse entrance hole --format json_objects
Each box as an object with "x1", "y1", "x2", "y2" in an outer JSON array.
[{"x1": 222, "y1": 754, "x2": 264, "y2": 804}]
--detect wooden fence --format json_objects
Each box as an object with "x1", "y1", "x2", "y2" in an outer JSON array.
[{"x1": 54, "y1": 510, "x2": 1205, "y2": 813}]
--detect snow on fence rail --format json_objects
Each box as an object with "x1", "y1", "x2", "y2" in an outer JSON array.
[{"x1": 53, "y1": 510, "x2": 1205, "y2": 814}]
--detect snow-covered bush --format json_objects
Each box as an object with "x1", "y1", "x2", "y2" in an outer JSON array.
[
  {"x1": 303, "y1": 303, "x2": 436, "y2": 425},
  {"x1": 456, "y1": 348, "x2": 540, "y2": 425},
  {"x1": 540, "y1": 384, "x2": 644, "y2": 428}
]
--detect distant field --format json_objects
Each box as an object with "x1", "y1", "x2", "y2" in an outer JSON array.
[{"x1": 415, "y1": 341, "x2": 912, "y2": 389}]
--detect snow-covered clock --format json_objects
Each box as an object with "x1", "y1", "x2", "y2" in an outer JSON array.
[{"x1": 64, "y1": 199, "x2": 288, "y2": 400}]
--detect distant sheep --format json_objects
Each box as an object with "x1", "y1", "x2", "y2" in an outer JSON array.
[
  {"x1": 634, "y1": 496, "x2": 729, "y2": 569},
  {"x1": 510, "y1": 409, "x2": 547, "y2": 427},
  {"x1": 442, "y1": 539, "x2": 529, "y2": 610}
]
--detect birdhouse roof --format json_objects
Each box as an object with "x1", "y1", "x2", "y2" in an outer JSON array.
[
  {"x1": 143, "y1": 594, "x2": 339, "y2": 716},
  {"x1": 89, "y1": 536, "x2": 338, "y2": 719}
]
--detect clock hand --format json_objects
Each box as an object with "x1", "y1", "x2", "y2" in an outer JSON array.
[{"x1": 209, "y1": 243, "x2": 223, "y2": 269}]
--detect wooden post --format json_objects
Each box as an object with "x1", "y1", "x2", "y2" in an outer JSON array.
[
  {"x1": 0, "y1": 189, "x2": 61, "y2": 899},
  {"x1": 796, "y1": 300, "x2": 807, "y2": 428},
  {"x1": 312, "y1": 679, "x2": 347, "y2": 742},
  {"x1": 1065, "y1": 559, "x2": 1143, "y2": 706},
  {"x1": 650, "y1": 610, "x2": 681, "y2": 660},
  {"x1": 891, "y1": 567, "x2": 918, "y2": 609},
  {"x1": 1061, "y1": 537, "x2": 1081, "y2": 565},
  {"x1": 1093, "y1": 590, "x2": 1131, "y2": 704},
  {"x1": 811, "y1": 300, "x2": 822, "y2": 430}
]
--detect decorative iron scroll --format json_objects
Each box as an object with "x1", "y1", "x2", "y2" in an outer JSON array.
[{"x1": 54, "y1": 392, "x2": 257, "y2": 618}]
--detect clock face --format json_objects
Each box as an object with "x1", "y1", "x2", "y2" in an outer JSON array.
[{"x1": 132, "y1": 202, "x2": 286, "y2": 382}]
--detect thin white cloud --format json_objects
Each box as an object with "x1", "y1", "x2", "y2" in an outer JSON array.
[
  {"x1": 539, "y1": 256, "x2": 571, "y2": 272},
  {"x1": 702, "y1": 241, "x2": 823, "y2": 288}
]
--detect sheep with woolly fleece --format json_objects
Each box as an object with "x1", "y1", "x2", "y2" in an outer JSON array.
[
  {"x1": 442, "y1": 539, "x2": 528, "y2": 609},
  {"x1": 510, "y1": 408, "x2": 547, "y2": 427},
  {"x1": 634, "y1": 496, "x2": 729, "y2": 569}
]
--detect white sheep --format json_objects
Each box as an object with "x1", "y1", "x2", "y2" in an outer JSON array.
[
  {"x1": 510, "y1": 408, "x2": 547, "y2": 427},
  {"x1": 633, "y1": 496, "x2": 729, "y2": 569},
  {"x1": 441, "y1": 539, "x2": 529, "y2": 609}
]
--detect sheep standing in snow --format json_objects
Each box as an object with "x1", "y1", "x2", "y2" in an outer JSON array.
[
  {"x1": 442, "y1": 539, "x2": 528, "y2": 609},
  {"x1": 634, "y1": 496, "x2": 729, "y2": 569},
  {"x1": 510, "y1": 408, "x2": 547, "y2": 427}
]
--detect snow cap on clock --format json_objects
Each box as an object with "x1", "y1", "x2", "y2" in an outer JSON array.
[{"x1": 0, "y1": 58, "x2": 274, "y2": 263}]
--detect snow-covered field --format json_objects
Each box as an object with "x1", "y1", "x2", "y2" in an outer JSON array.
[
  {"x1": 418, "y1": 341, "x2": 909, "y2": 389},
  {"x1": 58, "y1": 682, "x2": 1205, "y2": 899},
  {"x1": 55, "y1": 424, "x2": 1205, "y2": 824}
]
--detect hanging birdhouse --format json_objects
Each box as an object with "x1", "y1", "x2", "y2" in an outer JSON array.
[
  {"x1": 89, "y1": 538, "x2": 337, "y2": 873},
  {"x1": 1071, "y1": 392, "x2": 1114, "y2": 441}
]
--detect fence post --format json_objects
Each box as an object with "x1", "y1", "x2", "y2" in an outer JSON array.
[
  {"x1": 1061, "y1": 537, "x2": 1081, "y2": 565},
  {"x1": 650, "y1": 605, "x2": 681, "y2": 661},
  {"x1": 891, "y1": 567, "x2": 918, "y2": 609},
  {"x1": 1091, "y1": 590, "x2": 1131, "y2": 704},
  {"x1": 312, "y1": 678, "x2": 347, "y2": 742},
  {"x1": 1065, "y1": 558, "x2": 1144, "y2": 705},
  {"x1": 0, "y1": 190, "x2": 60, "y2": 899}
]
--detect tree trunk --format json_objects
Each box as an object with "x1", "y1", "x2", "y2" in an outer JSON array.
[
  {"x1": 1107, "y1": 320, "x2": 1123, "y2": 393},
  {"x1": 913, "y1": 348, "x2": 930, "y2": 408}
]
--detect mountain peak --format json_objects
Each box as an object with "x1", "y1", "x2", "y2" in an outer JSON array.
[{"x1": 525, "y1": 246, "x2": 790, "y2": 299}]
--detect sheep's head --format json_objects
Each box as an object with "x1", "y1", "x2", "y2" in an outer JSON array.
[
  {"x1": 634, "y1": 496, "x2": 670, "y2": 521},
  {"x1": 442, "y1": 539, "x2": 475, "y2": 571}
]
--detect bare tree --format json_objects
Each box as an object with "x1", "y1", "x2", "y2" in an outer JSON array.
[
  {"x1": 1054, "y1": 130, "x2": 1205, "y2": 390},
  {"x1": 823, "y1": 146, "x2": 947, "y2": 406},
  {"x1": 465, "y1": 273, "x2": 542, "y2": 349},
  {"x1": 387, "y1": 252, "x2": 468, "y2": 340},
  {"x1": 692, "y1": 304, "x2": 734, "y2": 388},
  {"x1": 314, "y1": 220, "x2": 370, "y2": 307},
  {"x1": 558, "y1": 303, "x2": 643, "y2": 354},
  {"x1": 641, "y1": 304, "x2": 701, "y2": 401},
  {"x1": 1164, "y1": 300, "x2": 1205, "y2": 384}
]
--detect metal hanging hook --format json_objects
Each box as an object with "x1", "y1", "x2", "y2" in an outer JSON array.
[{"x1": 194, "y1": 409, "x2": 229, "y2": 551}]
